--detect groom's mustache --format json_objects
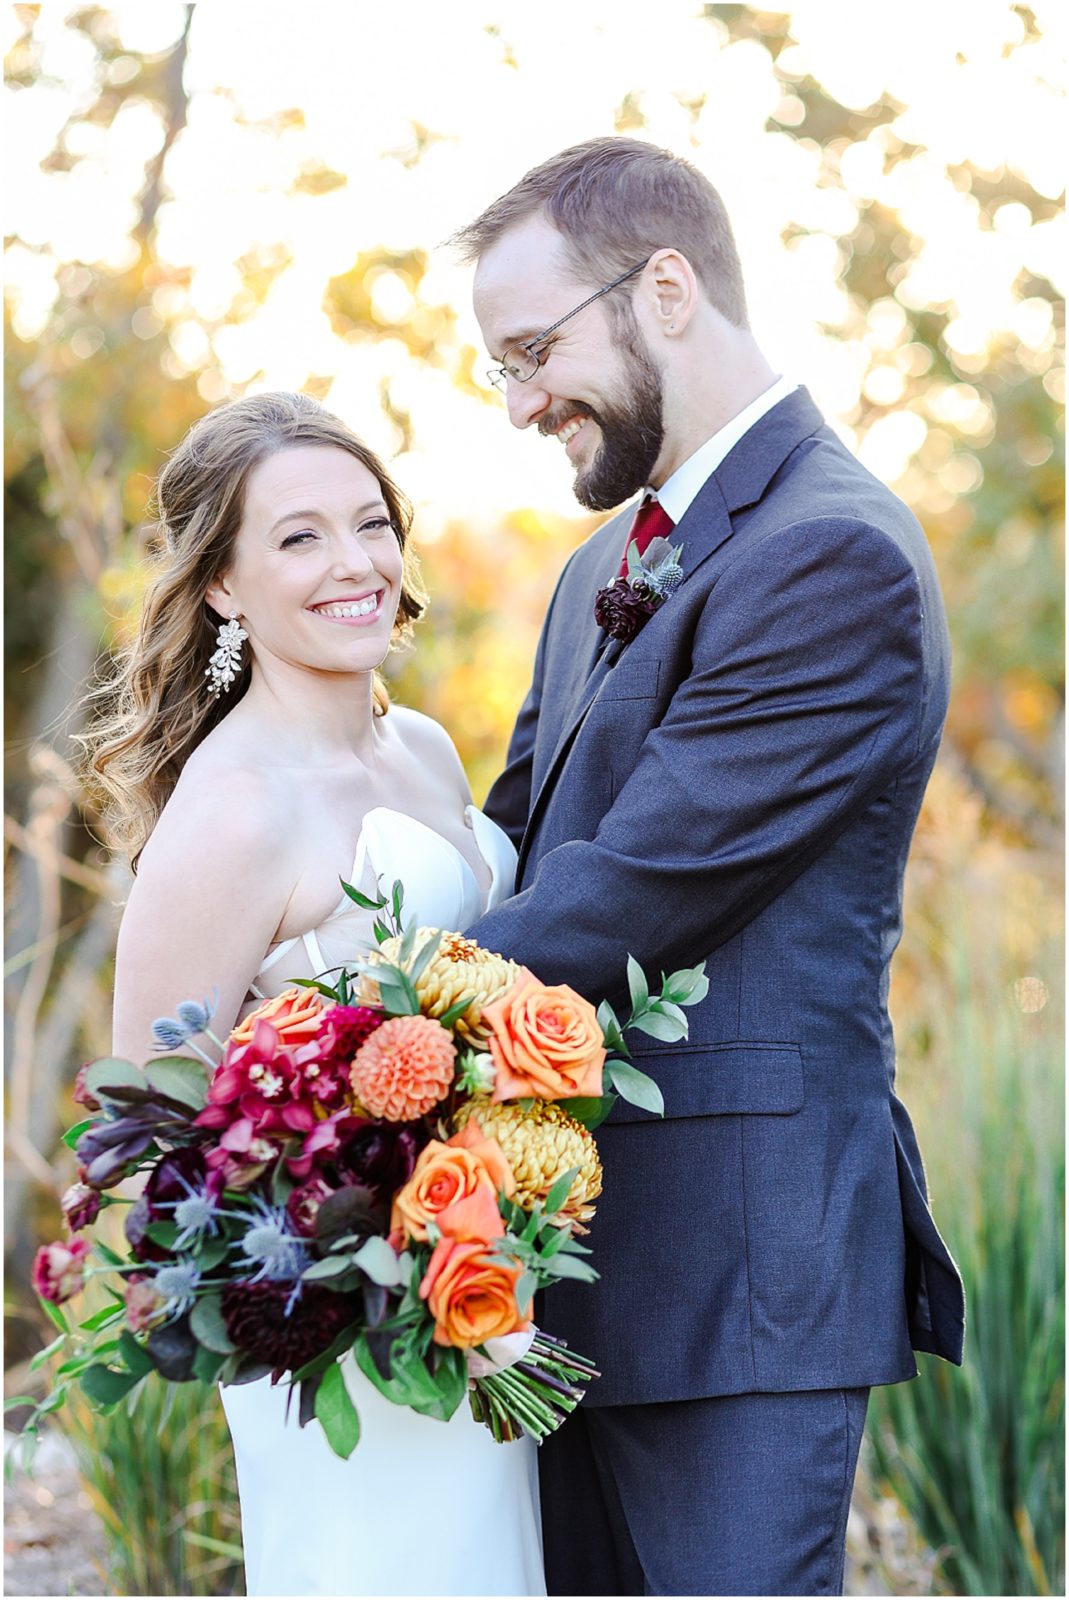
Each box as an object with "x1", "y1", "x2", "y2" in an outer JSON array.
[{"x1": 538, "y1": 403, "x2": 601, "y2": 439}]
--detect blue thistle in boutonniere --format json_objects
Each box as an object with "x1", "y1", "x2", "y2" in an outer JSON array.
[{"x1": 594, "y1": 536, "x2": 685, "y2": 643}]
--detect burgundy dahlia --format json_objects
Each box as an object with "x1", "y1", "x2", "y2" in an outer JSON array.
[
  {"x1": 316, "y1": 1004, "x2": 384, "y2": 1063},
  {"x1": 337, "y1": 1122, "x2": 425, "y2": 1201},
  {"x1": 593, "y1": 579, "x2": 659, "y2": 643},
  {"x1": 221, "y1": 1280, "x2": 360, "y2": 1373}
]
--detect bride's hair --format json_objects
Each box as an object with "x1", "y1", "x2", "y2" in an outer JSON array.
[{"x1": 83, "y1": 390, "x2": 427, "y2": 868}]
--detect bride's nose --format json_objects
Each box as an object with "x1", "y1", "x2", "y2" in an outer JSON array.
[{"x1": 330, "y1": 530, "x2": 375, "y2": 579}]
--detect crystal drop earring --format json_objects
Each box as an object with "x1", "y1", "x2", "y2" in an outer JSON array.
[{"x1": 205, "y1": 611, "x2": 248, "y2": 698}]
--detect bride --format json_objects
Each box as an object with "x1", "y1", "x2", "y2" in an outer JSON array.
[{"x1": 92, "y1": 390, "x2": 545, "y2": 1597}]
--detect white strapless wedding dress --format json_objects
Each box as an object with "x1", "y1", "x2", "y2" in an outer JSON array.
[{"x1": 221, "y1": 806, "x2": 545, "y2": 1598}]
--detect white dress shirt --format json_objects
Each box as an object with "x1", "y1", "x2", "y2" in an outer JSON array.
[{"x1": 647, "y1": 375, "x2": 798, "y2": 525}]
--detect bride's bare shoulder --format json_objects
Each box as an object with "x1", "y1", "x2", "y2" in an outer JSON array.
[
  {"x1": 387, "y1": 705, "x2": 470, "y2": 798},
  {"x1": 137, "y1": 734, "x2": 293, "y2": 884}
]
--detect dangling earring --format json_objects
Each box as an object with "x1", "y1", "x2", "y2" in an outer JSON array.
[{"x1": 205, "y1": 611, "x2": 247, "y2": 698}]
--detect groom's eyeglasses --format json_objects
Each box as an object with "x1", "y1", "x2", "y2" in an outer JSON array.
[{"x1": 486, "y1": 260, "x2": 649, "y2": 392}]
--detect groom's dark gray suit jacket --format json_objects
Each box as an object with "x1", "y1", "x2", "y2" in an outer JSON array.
[{"x1": 467, "y1": 387, "x2": 965, "y2": 1407}]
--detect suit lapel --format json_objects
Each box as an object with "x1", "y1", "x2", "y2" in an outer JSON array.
[{"x1": 517, "y1": 388, "x2": 827, "y2": 883}]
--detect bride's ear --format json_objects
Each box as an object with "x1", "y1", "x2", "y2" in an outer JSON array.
[{"x1": 205, "y1": 575, "x2": 237, "y2": 620}]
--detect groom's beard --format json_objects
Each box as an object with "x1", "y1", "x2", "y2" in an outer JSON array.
[{"x1": 542, "y1": 332, "x2": 666, "y2": 513}]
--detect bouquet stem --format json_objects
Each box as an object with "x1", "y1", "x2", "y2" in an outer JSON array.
[{"x1": 470, "y1": 1334, "x2": 601, "y2": 1444}]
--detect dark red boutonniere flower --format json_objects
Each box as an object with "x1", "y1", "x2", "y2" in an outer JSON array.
[{"x1": 593, "y1": 536, "x2": 685, "y2": 645}]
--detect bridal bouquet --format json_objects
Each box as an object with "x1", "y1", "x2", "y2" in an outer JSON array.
[{"x1": 28, "y1": 890, "x2": 706, "y2": 1458}]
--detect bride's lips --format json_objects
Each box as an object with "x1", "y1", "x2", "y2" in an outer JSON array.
[{"x1": 307, "y1": 589, "x2": 387, "y2": 626}]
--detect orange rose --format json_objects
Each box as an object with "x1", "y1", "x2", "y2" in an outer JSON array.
[
  {"x1": 482, "y1": 970, "x2": 605, "y2": 1101},
  {"x1": 419, "y1": 1190, "x2": 531, "y2": 1348},
  {"x1": 229, "y1": 987, "x2": 326, "y2": 1049},
  {"x1": 390, "y1": 1123, "x2": 515, "y2": 1243}
]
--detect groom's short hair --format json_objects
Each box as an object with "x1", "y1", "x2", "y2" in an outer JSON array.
[{"x1": 452, "y1": 136, "x2": 749, "y2": 330}]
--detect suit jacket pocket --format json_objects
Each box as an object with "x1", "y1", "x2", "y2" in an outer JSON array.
[
  {"x1": 596, "y1": 657, "x2": 661, "y2": 701},
  {"x1": 609, "y1": 1042, "x2": 804, "y2": 1124}
]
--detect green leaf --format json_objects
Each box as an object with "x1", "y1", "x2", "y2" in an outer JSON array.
[
  {"x1": 40, "y1": 1300, "x2": 70, "y2": 1334},
  {"x1": 543, "y1": 1167, "x2": 579, "y2": 1218},
  {"x1": 79, "y1": 1363, "x2": 142, "y2": 1405},
  {"x1": 544, "y1": 1253, "x2": 599, "y2": 1282},
  {"x1": 83, "y1": 1058, "x2": 145, "y2": 1099},
  {"x1": 290, "y1": 1320, "x2": 362, "y2": 1384},
  {"x1": 340, "y1": 880, "x2": 386, "y2": 910},
  {"x1": 145, "y1": 1220, "x2": 180, "y2": 1249},
  {"x1": 661, "y1": 964, "x2": 709, "y2": 1006},
  {"x1": 376, "y1": 971, "x2": 420, "y2": 1015},
  {"x1": 190, "y1": 1295, "x2": 236, "y2": 1354},
  {"x1": 596, "y1": 1000, "x2": 626, "y2": 1053},
  {"x1": 515, "y1": 1270, "x2": 538, "y2": 1316},
  {"x1": 372, "y1": 918, "x2": 391, "y2": 945},
  {"x1": 629, "y1": 1010, "x2": 686, "y2": 1043},
  {"x1": 5, "y1": 1394, "x2": 41, "y2": 1411},
  {"x1": 437, "y1": 994, "x2": 475, "y2": 1030},
  {"x1": 351, "y1": 1235, "x2": 405, "y2": 1287},
  {"x1": 79, "y1": 1302, "x2": 125, "y2": 1332},
  {"x1": 626, "y1": 954, "x2": 649, "y2": 1012},
  {"x1": 144, "y1": 1057, "x2": 210, "y2": 1110},
  {"x1": 191, "y1": 1235, "x2": 230, "y2": 1272},
  {"x1": 62, "y1": 1117, "x2": 96, "y2": 1151},
  {"x1": 559, "y1": 1096, "x2": 607, "y2": 1127},
  {"x1": 606, "y1": 1060, "x2": 665, "y2": 1115},
  {"x1": 408, "y1": 931, "x2": 442, "y2": 985},
  {"x1": 302, "y1": 1255, "x2": 355, "y2": 1281},
  {"x1": 118, "y1": 1330, "x2": 156, "y2": 1377},
  {"x1": 28, "y1": 1334, "x2": 66, "y2": 1372},
  {"x1": 192, "y1": 1345, "x2": 228, "y2": 1384},
  {"x1": 391, "y1": 880, "x2": 405, "y2": 927},
  {"x1": 94, "y1": 1240, "x2": 125, "y2": 1268},
  {"x1": 314, "y1": 1361, "x2": 361, "y2": 1459}
]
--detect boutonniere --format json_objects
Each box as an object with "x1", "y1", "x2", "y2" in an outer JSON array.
[{"x1": 593, "y1": 536, "x2": 685, "y2": 644}]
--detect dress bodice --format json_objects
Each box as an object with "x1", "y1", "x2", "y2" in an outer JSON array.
[{"x1": 248, "y1": 805, "x2": 517, "y2": 1001}]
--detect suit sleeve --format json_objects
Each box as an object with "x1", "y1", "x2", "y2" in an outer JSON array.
[{"x1": 469, "y1": 517, "x2": 928, "y2": 1003}]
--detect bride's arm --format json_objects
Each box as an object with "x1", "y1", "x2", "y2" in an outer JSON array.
[{"x1": 112, "y1": 770, "x2": 294, "y2": 1064}]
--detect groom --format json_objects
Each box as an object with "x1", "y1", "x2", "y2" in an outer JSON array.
[{"x1": 458, "y1": 138, "x2": 964, "y2": 1597}]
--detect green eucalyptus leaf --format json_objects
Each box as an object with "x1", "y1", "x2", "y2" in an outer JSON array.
[
  {"x1": 606, "y1": 1059, "x2": 665, "y2": 1114},
  {"x1": 302, "y1": 1255, "x2": 354, "y2": 1281},
  {"x1": 515, "y1": 1270, "x2": 538, "y2": 1315},
  {"x1": 437, "y1": 993, "x2": 475, "y2": 1029},
  {"x1": 408, "y1": 931, "x2": 443, "y2": 985},
  {"x1": 83, "y1": 1058, "x2": 145, "y2": 1099},
  {"x1": 351, "y1": 1235, "x2": 405, "y2": 1287},
  {"x1": 144, "y1": 1057, "x2": 210, "y2": 1110},
  {"x1": 190, "y1": 1295, "x2": 236, "y2": 1354}
]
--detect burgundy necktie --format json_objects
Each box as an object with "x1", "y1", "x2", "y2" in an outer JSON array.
[{"x1": 618, "y1": 497, "x2": 675, "y2": 579}]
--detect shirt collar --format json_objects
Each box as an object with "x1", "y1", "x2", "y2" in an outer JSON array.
[{"x1": 647, "y1": 376, "x2": 798, "y2": 525}]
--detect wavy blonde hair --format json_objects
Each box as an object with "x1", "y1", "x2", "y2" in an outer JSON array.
[{"x1": 84, "y1": 391, "x2": 427, "y2": 868}]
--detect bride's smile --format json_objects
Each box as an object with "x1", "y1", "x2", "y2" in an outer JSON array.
[{"x1": 207, "y1": 443, "x2": 404, "y2": 681}]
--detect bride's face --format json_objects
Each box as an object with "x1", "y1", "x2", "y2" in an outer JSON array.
[{"x1": 207, "y1": 444, "x2": 405, "y2": 679}]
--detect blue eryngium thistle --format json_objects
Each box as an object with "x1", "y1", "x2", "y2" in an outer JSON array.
[
  {"x1": 153, "y1": 1257, "x2": 202, "y2": 1318},
  {"x1": 157, "y1": 1171, "x2": 223, "y2": 1251},
  {"x1": 151, "y1": 989, "x2": 221, "y2": 1063},
  {"x1": 233, "y1": 1197, "x2": 310, "y2": 1288}
]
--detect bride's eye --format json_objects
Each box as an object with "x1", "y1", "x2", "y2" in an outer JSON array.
[
  {"x1": 357, "y1": 517, "x2": 393, "y2": 537},
  {"x1": 280, "y1": 529, "x2": 317, "y2": 549}
]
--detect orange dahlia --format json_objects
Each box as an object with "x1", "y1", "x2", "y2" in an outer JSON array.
[{"x1": 350, "y1": 1016, "x2": 456, "y2": 1121}]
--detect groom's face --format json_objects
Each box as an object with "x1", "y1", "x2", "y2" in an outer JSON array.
[{"x1": 473, "y1": 215, "x2": 666, "y2": 511}]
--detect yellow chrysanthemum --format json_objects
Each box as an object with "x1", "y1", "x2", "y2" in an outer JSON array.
[{"x1": 454, "y1": 1097, "x2": 603, "y2": 1227}]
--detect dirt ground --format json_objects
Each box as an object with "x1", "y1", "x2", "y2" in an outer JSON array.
[{"x1": 4, "y1": 1430, "x2": 109, "y2": 1598}]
